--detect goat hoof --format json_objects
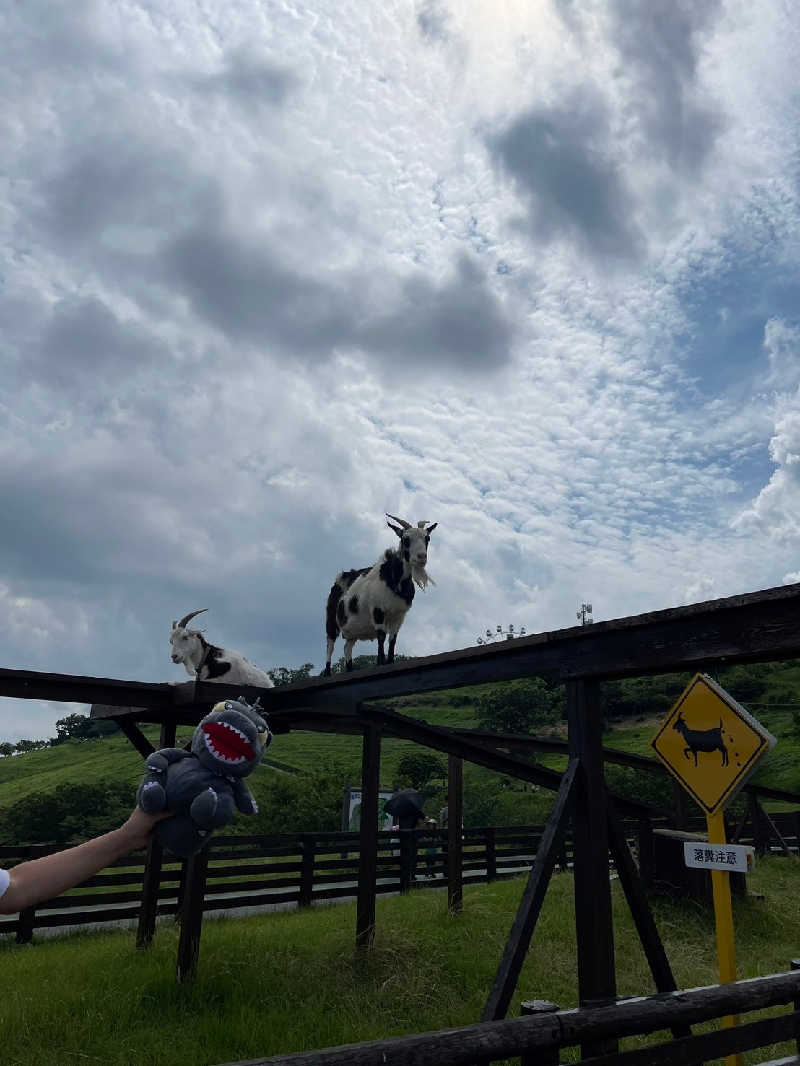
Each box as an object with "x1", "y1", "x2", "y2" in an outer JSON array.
[
  {"x1": 324, "y1": 664, "x2": 331, "y2": 677},
  {"x1": 346, "y1": 661, "x2": 353, "y2": 672}
]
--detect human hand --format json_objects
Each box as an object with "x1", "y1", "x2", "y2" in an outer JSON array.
[{"x1": 118, "y1": 806, "x2": 173, "y2": 851}]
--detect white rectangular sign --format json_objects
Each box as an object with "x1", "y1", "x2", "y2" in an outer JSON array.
[{"x1": 683, "y1": 841, "x2": 754, "y2": 874}]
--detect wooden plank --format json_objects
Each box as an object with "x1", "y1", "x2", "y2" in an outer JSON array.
[
  {"x1": 450, "y1": 729, "x2": 800, "y2": 809},
  {"x1": 482, "y1": 758, "x2": 578, "y2": 1022},
  {"x1": 355, "y1": 724, "x2": 381, "y2": 954},
  {"x1": 572, "y1": 1011, "x2": 800, "y2": 1066},
  {"x1": 366, "y1": 705, "x2": 662, "y2": 819},
  {"x1": 568, "y1": 678, "x2": 617, "y2": 1057},
  {"x1": 447, "y1": 755, "x2": 463, "y2": 913},
  {"x1": 0, "y1": 668, "x2": 171, "y2": 707},
  {"x1": 210, "y1": 969, "x2": 800, "y2": 1066},
  {"x1": 176, "y1": 846, "x2": 209, "y2": 982}
]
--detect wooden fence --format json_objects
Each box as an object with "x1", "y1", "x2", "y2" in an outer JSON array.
[
  {"x1": 0, "y1": 824, "x2": 560, "y2": 943},
  {"x1": 212, "y1": 965, "x2": 800, "y2": 1066},
  {"x1": 3, "y1": 812, "x2": 798, "y2": 945}
]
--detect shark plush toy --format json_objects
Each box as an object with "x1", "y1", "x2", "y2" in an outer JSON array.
[{"x1": 137, "y1": 696, "x2": 272, "y2": 858}]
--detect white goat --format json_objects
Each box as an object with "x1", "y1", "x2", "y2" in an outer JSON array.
[
  {"x1": 324, "y1": 514, "x2": 437, "y2": 675},
  {"x1": 169, "y1": 610, "x2": 274, "y2": 688}
]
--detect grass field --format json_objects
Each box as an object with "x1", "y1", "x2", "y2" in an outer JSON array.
[{"x1": 1, "y1": 858, "x2": 799, "y2": 1066}]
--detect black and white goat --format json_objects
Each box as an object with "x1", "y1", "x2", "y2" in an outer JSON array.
[
  {"x1": 324, "y1": 514, "x2": 438, "y2": 675},
  {"x1": 170, "y1": 610, "x2": 274, "y2": 688}
]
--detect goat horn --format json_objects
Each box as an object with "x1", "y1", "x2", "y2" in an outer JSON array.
[
  {"x1": 417, "y1": 520, "x2": 429, "y2": 528},
  {"x1": 386, "y1": 513, "x2": 411, "y2": 529},
  {"x1": 178, "y1": 608, "x2": 208, "y2": 629}
]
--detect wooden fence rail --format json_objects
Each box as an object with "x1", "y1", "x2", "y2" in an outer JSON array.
[
  {"x1": 0, "y1": 824, "x2": 563, "y2": 942},
  {"x1": 211, "y1": 966, "x2": 800, "y2": 1066}
]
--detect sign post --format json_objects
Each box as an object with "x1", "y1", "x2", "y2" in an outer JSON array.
[{"x1": 651, "y1": 674, "x2": 776, "y2": 1066}]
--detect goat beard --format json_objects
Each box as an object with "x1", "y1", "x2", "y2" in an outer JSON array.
[{"x1": 410, "y1": 563, "x2": 436, "y2": 591}]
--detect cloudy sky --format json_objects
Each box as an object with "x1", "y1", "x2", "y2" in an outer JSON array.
[{"x1": 2, "y1": 0, "x2": 800, "y2": 741}]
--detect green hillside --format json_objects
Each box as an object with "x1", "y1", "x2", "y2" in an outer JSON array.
[{"x1": 1, "y1": 665, "x2": 798, "y2": 841}]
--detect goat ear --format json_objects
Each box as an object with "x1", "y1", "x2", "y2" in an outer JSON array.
[
  {"x1": 172, "y1": 620, "x2": 177, "y2": 629},
  {"x1": 387, "y1": 521, "x2": 404, "y2": 538},
  {"x1": 425, "y1": 522, "x2": 437, "y2": 534}
]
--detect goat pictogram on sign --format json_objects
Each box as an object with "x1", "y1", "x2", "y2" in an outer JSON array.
[{"x1": 650, "y1": 674, "x2": 776, "y2": 815}]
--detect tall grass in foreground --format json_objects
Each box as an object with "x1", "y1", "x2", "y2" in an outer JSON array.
[{"x1": 1, "y1": 858, "x2": 798, "y2": 1066}]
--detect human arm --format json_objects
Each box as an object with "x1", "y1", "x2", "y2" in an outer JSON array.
[{"x1": 0, "y1": 808, "x2": 170, "y2": 915}]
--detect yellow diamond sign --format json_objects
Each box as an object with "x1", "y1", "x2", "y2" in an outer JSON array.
[{"x1": 650, "y1": 673, "x2": 776, "y2": 815}]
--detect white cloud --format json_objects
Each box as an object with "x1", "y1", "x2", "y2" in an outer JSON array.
[{"x1": 2, "y1": 1, "x2": 800, "y2": 740}]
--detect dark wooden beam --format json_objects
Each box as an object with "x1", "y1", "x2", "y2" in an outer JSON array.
[
  {"x1": 0, "y1": 669, "x2": 171, "y2": 707},
  {"x1": 63, "y1": 581, "x2": 800, "y2": 727},
  {"x1": 482, "y1": 758, "x2": 578, "y2": 1022},
  {"x1": 213, "y1": 969, "x2": 800, "y2": 1066},
  {"x1": 136, "y1": 721, "x2": 175, "y2": 949},
  {"x1": 452, "y1": 727, "x2": 800, "y2": 807},
  {"x1": 176, "y1": 846, "x2": 209, "y2": 982},
  {"x1": 447, "y1": 756, "x2": 463, "y2": 914},
  {"x1": 116, "y1": 718, "x2": 156, "y2": 759},
  {"x1": 605, "y1": 803, "x2": 686, "y2": 1036},
  {"x1": 210, "y1": 581, "x2": 800, "y2": 711},
  {"x1": 355, "y1": 724, "x2": 381, "y2": 954},
  {"x1": 364, "y1": 705, "x2": 665, "y2": 819}
]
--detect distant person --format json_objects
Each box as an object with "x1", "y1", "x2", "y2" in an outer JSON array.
[
  {"x1": 439, "y1": 802, "x2": 448, "y2": 828},
  {"x1": 0, "y1": 808, "x2": 169, "y2": 915},
  {"x1": 423, "y1": 818, "x2": 439, "y2": 877}
]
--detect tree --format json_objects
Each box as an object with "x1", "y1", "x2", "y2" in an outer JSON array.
[
  {"x1": 2, "y1": 780, "x2": 136, "y2": 845},
  {"x1": 246, "y1": 762, "x2": 350, "y2": 835},
  {"x1": 268, "y1": 663, "x2": 315, "y2": 686},
  {"x1": 53, "y1": 713, "x2": 119, "y2": 743},
  {"x1": 0, "y1": 742, "x2": 15, "y2": 757},
  {"x1": 324, "y1": 653, "x2": 410, "y2": 675},
  {"x1": 475, "y1": 678, "x2": 563, "y2": 735},
  {"x1": 14, "y1": 739, "x2": 49, "y2": 754},
  {"x1": 394, "y1": 752, "x2": 447, "y2": 791}
]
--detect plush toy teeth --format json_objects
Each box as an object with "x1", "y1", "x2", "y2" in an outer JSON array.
[{"x1": 202, "y1": 721, "x2": 255, "y2": 764}]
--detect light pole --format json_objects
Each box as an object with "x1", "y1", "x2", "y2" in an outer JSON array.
[
  {"x1": 576, "y1": 602, "x2": 593, "y2": 626},
  {"x1": 477, "y1": 623, "x2": 527, "y2": 645}
]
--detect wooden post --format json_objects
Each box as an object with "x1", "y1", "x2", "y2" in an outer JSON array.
[
  {"x1": 176, "y1": 844, "x2": 209, "y2": 982},
  {"x1": 485, "y1": 826, "x2": 497, "y2": 883},
  {"x1": 792, "y1": 958, "x2": 800, "y2": 1057},
  {"x1": 671, "y1": 779, "x2": 690, "y2": 829},
  {"x1": 16, "y1": 905, "x2": 35, "y2": 945},
  {"x1": 355, "y1": 723, "x2": 381, "y2": 955},
  {"x1": 793, "y1": 813, "x2": 800, "y2": 856},
  {"x1": 759, "y1": 806, "x2": 792, "y2": 857},
  {"x1": 749, "y1": 794, "x2": 769, "y2": 856},
  {"x1": 637, "y1": 817, "x2": 654, "y2": 888},
  {"x1": 298, "y1": 834, "x2": 315, "y2": 908},
  {"x1": 567, "y1": 678, "x2": 617, "y2": 1057},
  {"x1": 136, "y1": 836, "x2": 164, "y2": 948},
  {"x1": 137, "y1": 719, "x2": 175, "y2": 948},
  {"x1": 447, "y1": 754, "x2": 463, "y2": 913},
  {"x1": 520, "y1": 1000, "x2": 560, "y2": 1066},
  {"x1": 399, "y1": 830, "x2": 414, "y2": 894}
]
